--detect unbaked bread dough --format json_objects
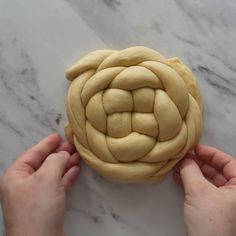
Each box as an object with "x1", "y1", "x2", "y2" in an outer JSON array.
[{"x1": 65, "y1": 46, "x2": 203, "y2": 183}]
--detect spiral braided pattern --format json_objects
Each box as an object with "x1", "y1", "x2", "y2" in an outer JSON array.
[{"x1": 65, "y1": 46, "x2": 203, "y2": 183}]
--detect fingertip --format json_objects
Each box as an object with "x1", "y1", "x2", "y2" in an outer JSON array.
[
  {"x1": 176, "y1": 154, "x2": 196, "y2": 172},
  {"x1": 42, "y1": 133, "x2": 62, "y2": 149},
  {"x1": 48, "y1": 133, "x2": 61, "y2": 143},
  {"x1": 174, "y1": 157, "x2": 193, "y2": 173},
  {"x1": 179, "y1": 157, "x2": 210, "y2": 195},
  {"x1": 179, "y1": 159, "x2": 201, "y2": 181},
  {"x1": 63, "y1": 166, "x2": 80, "y2": 192},
  {"x1": 67, "y1": 165, "x2": 80, "y2": 177},
  {"x1": 195, "y1": 144, "x2": 214, "y2": 156},
  {"x1": 69, "y1": 153, "x2": 80, "y2": 166},
  {"x1": 71, "y1": 165, "x2": 80, "y2": 174},
  {"x1": 56, "y1": 142, "x2": 76, "y2": 154},
  {"x1": 179, "y1": 158, "x2": 194, "y2": 170}
]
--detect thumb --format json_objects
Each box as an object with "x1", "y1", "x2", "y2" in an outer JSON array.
[
  {"x1": 37, "y1": 151, "x2": 70, "y2": 180},
  {"x1": 179, "y1": 158, "x2": 209, "y2": 195}
]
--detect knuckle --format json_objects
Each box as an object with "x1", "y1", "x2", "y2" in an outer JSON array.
[
  {"x1": 46, "y1": 151, "x2": 70, "y2": 163},
  {"x1": 57, "y1": 151, "x2": 70, "y2": 159}
]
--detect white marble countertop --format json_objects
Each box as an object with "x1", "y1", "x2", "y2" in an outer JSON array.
[{"x1": 0, "y1": 0, "x2": 236, "y2": 235}]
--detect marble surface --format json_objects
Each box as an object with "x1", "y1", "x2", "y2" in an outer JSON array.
[{"x1": 0, "y1": 0, "x2": 236, "y2": 235}]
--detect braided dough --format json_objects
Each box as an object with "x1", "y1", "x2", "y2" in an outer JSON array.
[{"x1": 65, "y1": 46, "x2": 203, "y2": 183}]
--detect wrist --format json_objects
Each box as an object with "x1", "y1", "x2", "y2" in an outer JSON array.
[
  {"x1": 6, "y1": 225, "x2": 65, "y2": 236},
  {"x1": 4, "y1": 213, "x2": 65, "y2": 236},
  {"x1": 186, "y1": 222, "x2": 234, "y2": 236}
]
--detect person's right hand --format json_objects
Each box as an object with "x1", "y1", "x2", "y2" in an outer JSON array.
[{"x1": 174, "y1": 145, "x2": 236, "y2": 236}]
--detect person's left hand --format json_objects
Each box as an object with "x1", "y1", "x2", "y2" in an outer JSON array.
[{"x1": 0, "y1": 133, "x2": 80, "y2": 236}]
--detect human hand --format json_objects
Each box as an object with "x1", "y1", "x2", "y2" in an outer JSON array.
[
  {"x1": 0, "y1": 134, "x2": 80, "y2": 236},
  {"x1": 174, "y1": 145, "x2": 236, "y2": 236}
]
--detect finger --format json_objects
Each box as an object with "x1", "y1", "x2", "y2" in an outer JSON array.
[
  {"x1": 184, "y1": 154, "x2": 227, "y2": 187},
  {"x1": 195, "y1": 145, "x2": 234, "y2": 171},
  {"x1": 225, "y1": 177, "x2": 236, "y2": 186},
  {"x1": 173, "y1": 154, "x2": 196, "y2": 187},
  {"x1": 55, "y1": 142, "x2": 76, "y2": 154},
  {"x1": 210, "y1": 173, "x2": 227, "y2": 187},
  {"x1": 174, "y1": 153, "x2": 197, "y2": 174},
  {"x1": 38, "y1": 151, "x2": 70, "y2": 179},
  {"x1": 179, "y1": 158, "x2": 209, "y2": 195},
  {"x1": 195, "y1": 145, "x2": 236, "y2": 180},
  {"x1": 17, "y1": 133, "x2": 61, "y2": 171},
  {"x1": 63, "y1": 153, "x2": 80, "y2": 175},
  {"x1": 173, "y1": 171, "x2": 183, "y2": 187},
  {"x1": 62, "y1": 166, "x2": 80, "y2": 192},
  {"x1": 198, "y1": 162, "x2": 227, "y2": 187}
]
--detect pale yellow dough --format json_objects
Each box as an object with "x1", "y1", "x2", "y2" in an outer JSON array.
[{"x1": 65, "y1": 46, "x2": 203, "y2": 183}]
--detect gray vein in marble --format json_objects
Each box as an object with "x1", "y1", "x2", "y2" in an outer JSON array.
[
  {"x1": 176, "y1": 0, "x2": 236, "y2": 29},
  {"x1": 107, "y1": 206, "x2": 135, "y2": 227},
  {"x1": 197, "y1": 66, "x2": 236, "y2": 97},
  {"x1": 102, "y1": 0, "x2": 121, "y2": 10},
  {"x1": 169, "y1": 29, "x2": 200, "y2": 48},
  {"x1": 0, "y1": 116, "x2": 24, "y2": 138},
  {"x1": 174, "y1": 0, "x2": 236, "y2": 72},
  {"x1": 208, "y1": 53, "x2": 236, "y2": 74},
  {"x1": 184, "y1": 51, "x2": 236, "y2": 98},
  {"x1": 55, "y1": 114, "x2": 62, "y2": 125},
  {"x1": 173, "y1": 0, "x2": 206, "y2": 33},
  {"x1": 0, "y1": 38, "x2": 61, "y2": 135},
  {"x1": 67, "y1": 169, "x2": 147, "y2": 232},
  {"x1": 65, "y1": 0, "x2": 141, "y2": 48},
  {"x1": 68, "y1": 208, "x2": 103, "y2": 224},
  {"x1": 153, "y1": 17, "x2": 201, "y2": 48},
  {"x1": 151, "y1": 20, "x2": 163, "y2": 35}
]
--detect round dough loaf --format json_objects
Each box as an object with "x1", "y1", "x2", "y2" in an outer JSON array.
[{"x1": 65, "y1": 46, "x2": 203, "y2": 183}]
